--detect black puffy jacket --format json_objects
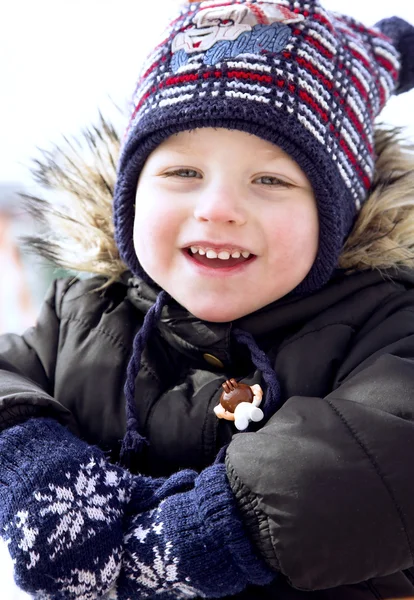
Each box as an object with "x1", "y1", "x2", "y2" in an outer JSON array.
[{"x1": 1, "y1": 267, "x2": 414, "y2": 599}]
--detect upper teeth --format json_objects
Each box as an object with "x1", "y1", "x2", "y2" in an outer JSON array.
[{"x1": 190, "y1": 247, "x2": 251, "y2": 260}]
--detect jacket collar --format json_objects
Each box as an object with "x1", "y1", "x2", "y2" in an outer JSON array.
[
  {"x1": 125, "y1": 269, "x2": 414, "y2": 363},
  {"x1": 126, "y1": 276, "x2": 233, "y2": 364}
]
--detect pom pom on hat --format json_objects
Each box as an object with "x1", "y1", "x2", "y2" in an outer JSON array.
[{"x1": 375, "y1": 16, "x2": 414, "y2": 95}]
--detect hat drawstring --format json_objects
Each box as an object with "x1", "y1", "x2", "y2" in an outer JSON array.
[{"x1": 120, "y1": 290, "x2": 168, "y2": 468}]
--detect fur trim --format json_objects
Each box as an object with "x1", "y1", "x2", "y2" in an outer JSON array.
[
  {"x1": 22, "y1": 117, "x2": 414, "y2": 285},
  {"x1": 22, "y1": 115, "x2": 127, "y2": 286},
  {"x1": 339, "y1": 128, "x2": 414, "y2": 272}
]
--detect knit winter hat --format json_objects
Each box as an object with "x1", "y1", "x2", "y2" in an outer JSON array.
[{"x1": 113, "y1": 0, "x2": 414, "y2": 294}]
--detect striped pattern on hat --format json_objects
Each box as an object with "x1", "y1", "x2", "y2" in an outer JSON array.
[{"x1": 114, "y1": 0, "x2": 406, "y2": 293}]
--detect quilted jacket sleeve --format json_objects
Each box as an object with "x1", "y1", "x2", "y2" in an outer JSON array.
[
  {"x1": 0, "y1": 279, "x2": 78, "y2": 434},
  {"x1": 226, "y1": 298, "x2": 414, "y2": 591}
]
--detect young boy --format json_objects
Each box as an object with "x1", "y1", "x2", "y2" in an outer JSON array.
[{"x1": 1, "y1": 0, "x2": 414, "y2": 598}]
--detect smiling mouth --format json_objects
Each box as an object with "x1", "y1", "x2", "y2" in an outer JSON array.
[{"x1": 184, "y1": 247, "x2": 256, "y2": 269}]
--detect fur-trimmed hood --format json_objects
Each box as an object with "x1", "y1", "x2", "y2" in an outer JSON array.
[{"x1": 22, "y1": 116, "x2": 414, "y2": 283}]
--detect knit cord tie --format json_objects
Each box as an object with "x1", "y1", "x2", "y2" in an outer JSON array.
[
  {"x1": 120, "y1": 290, "x2": 168, "y2": 468},
  {"x1": 232, "y1": 328, "x2": 281, "y2": 423}
]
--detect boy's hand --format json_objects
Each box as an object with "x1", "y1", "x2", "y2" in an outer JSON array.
[{"x1": 0, "y1": 418, "x2": 274, "y2": 598}]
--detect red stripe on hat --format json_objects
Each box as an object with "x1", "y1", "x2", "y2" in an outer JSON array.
[
  {"x1": 165, "y1": 73, "x2": 199, "y2": 86},
  {"x1": 227, "y1": 70, "x2": 272, "y2": 84},
  {"x1": 340, "y1": 139, "x2": 358, "y2": 166},
  {"x1": 299, "y1": 89, "x2": 329, "y2": 122},
  {"x1": 345, "y1": 105, "x2": 373, "y2": 154},
  {"x1": 203, "y1": 70, "x2": 223, "y2": 79},
  {"x1": 142, "y1": 60, "x2": 162, "y2": 81},
  {"x1": 339, "y1": 139, "x2": 370, "y2": 189},
  {"x1": 376, "y1": 55, "x2": 399, "y2": 82},
  {"x1": 350, "y1": 75, "x2": 368, "y2": 101},
  {"x1": 313, "y1": 13, "x2": 334, "y2": 32},
  {"x1": 304, "y1": 35, "x2": 334, "y2": 59},
  {"x1": 296, "y1": 56, "x2": 333, "y2": 90},
  {"x1": 130, "y1": 90, "x2": 152, "y2": 124},
  {"x1": 378, "y1": 83, "x2": 387, "y2": 110},
  {"x1": 349, "y1": 47, "x2": 373, "y2": 74}
]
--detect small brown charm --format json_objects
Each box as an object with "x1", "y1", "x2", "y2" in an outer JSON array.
[
  {"x1": 214, "y1": 379, "x2": 264, "y2": 431},
  {"x1": 220, "y1": 379, "x2": 254, "y2": 413}
]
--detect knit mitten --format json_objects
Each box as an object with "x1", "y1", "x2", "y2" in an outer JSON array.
[
  {"x1": 0, "y1": 418, "x2": 274, "y2": 599},
  {"x1": 0, "y1": 418, "x2": 137, "y2": 598},
  {"x1": 120, "y1": 465, "x2": 275, "y2": 598}
]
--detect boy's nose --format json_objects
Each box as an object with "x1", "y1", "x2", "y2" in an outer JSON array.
[{"x1": 193, "y1": 188, "x2": 247, "y2": 225}]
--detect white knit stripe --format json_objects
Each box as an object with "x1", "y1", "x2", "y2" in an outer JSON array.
[
  {"x1": 296, "y1": 45, "x2": 335, "y2": 80},
  {"x1": 297, "y1": 75, "x2": 331, "y2": 113},
  {"x1": 274, "y1": 66, "x2": 294, "y2": 81},
  {"x1": 379, "y1": 74, "x2": 395, "y2": 102},
  {"x1": 336, "y1": 142, "x2": 367, "y2": 199},
  {"x1": 226, "y1": 80, "x2": 272, "y2": 95},
  {"x1": 225, "y1": 90, "x2": 270, "y2": 104},
  {"x1": 298, "y1": 104, "x2": 327, "y2": 139},
  {"x1": 379, "y1": 63, "x2": 397, "y2": 92},
  {"x1": 306, "y1": 20, "x2": 338, "y2": 50},
  {"x1": 336, "y1": 160, "x2": 353, "y2": 189},
  {"x1": 348, "y1": 58, "x2": 381, "y2": 118},
  {"x1": 346, "y1": 79, "x2": 372, "y2": 126},
  {"x1": 347, "y1": 39, "x2": 372, "y2": 66},
  {"x1": 349, "y1": 52, "x2": 374, "y2": 95},
  {"x1": 338, "y1": 121, "x2": 371, "y2": 176},
  {"x1": 373, "y1": 43, "x2": 401, "y2": 71},
  {"x1": 133, "y1": 75, "x2": 158, "y2": 108},
  {"x1": 159, "y1": 84, "x2": 198, "y2": 98},
  {"x1": 345, "y1": 92, "x2": 372, "y2": 146},
  {"x1": 139, "y1": 47, "x2": 165, "y2": 83},
  {"x1": 176, "y1": 62, "x2": 202, "y2": 73},
  {"x1": 233, "y1": 53, "x2": 268, "y2": 62},
  {"x1": 335, "y1": 147, "x2": 367, "y2": 204},
  {"x1": 188, "y1": 52, "x2": 205, "y2": 64},
  {"x1": 297, "y1": 66, "x2": 332, "y2": 103},
  {"x1": 342, "y1": 114, "x2": 374, "y2": 173},
  {"x1": 226, "y1": 60, "x2": 272, "y2": 72},
  {"x1": 346, "y1": 58, "x2": 371, "y2": 95},
  {"x1": 159, "y1": 93, "x2": 194, "y2": 107},
  {"x1": 336, "y1": 157, "x2": 365, "y2": 209},
  {"x1": 297, "y1": 113, "x2": 326, "y2": 145},
  {"x1": 335, "y1": 139, "x2": 359, "y2": 183},
  {"x1": 305, "y1": 24, "x2": 337, "y2": 56}
]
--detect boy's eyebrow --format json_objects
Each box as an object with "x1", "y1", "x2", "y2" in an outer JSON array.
[{"x1": 162, "y1": 146, "x2": 288, "y2": 160}]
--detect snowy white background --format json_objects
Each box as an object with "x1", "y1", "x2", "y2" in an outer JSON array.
[{"x1": 1, "y1": 1, "x2": 414, "y2": 598}]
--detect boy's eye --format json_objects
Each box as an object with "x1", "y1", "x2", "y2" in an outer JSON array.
[
  {"x1": 163, "y1": 169, "x2": 201, "y2": 179},
  {"x1": 161, "y1": 171, "x2": 293, "y2": 186},
  {"x1": 255, "y1": 175, "x2": 293, "y2": 188}
]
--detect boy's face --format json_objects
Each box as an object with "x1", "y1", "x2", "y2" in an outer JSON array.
[{"x1": 134, "y1": 128, "x2": 319, "y2": 322}]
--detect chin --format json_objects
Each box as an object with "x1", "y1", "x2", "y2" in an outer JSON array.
[{"x1": 185, "y1": 302, "x2": 249, "y2": 323}]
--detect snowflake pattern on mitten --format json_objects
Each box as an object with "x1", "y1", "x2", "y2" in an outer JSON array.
[{"x1": 2, "y1": 456, "x2": 131, "y2": 598}]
